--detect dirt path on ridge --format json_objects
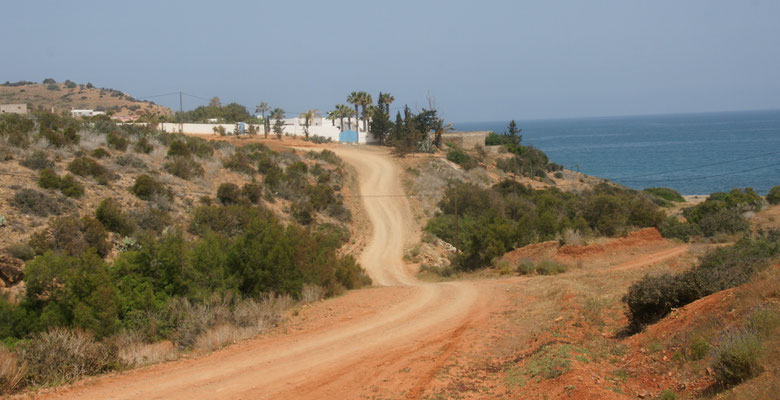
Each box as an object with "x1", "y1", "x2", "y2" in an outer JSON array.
[{"x1": 34, "y1": 146, "x2": 490, "y2": 400}]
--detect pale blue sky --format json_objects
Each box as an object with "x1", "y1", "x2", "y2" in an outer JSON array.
[{"x1": 3, "y1": 0, "x2": 779, "y2": 121}]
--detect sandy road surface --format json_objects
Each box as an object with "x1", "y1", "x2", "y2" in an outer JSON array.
[{"x1": 37, "y1": 146, "x2": 487, "y2": 400}]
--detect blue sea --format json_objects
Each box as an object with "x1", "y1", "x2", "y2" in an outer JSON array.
[{"x1": 454, "y1": 110, "x2": 780, "y2": 195}]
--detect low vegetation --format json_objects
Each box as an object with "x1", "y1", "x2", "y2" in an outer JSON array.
[
  {"x1": 426, "y1": 180, "x2": 663, "y2": 270},
  {"x1": 623, "y1": 232, "x2": 779, "y2": 331},
  {"x1": 0, "y1": 109, "x2": 370, "y2": 394},
  {"x1": 660, "y1": 188, "x2": 762, "y2": 241}
]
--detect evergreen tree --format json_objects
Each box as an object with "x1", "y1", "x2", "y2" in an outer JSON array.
[{"x1": 369, "y1": 108, "x2": 392, "y2": 145}]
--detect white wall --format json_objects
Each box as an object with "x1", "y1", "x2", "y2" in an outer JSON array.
[{"x1": 156, "y1": 122, "x2": 377, "y2": 144}]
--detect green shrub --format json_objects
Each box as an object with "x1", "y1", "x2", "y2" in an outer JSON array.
[
  {"x1": 216, "y1": 183, "x2": 242, "y2": 205},
  {"x1": 106, "y1": 131, "x2": 128, "y2": 151},
  {"x1": 623, "y1": 234, "x2": 779, "y2": 331},
  {"x1": 133, "y1": 137, "x2": 153, "y2": 154},
  {"x1": 96, "y1": 198, "x2": 135, "y2": 236},
  {"x1": 5, "y1": 243, "x2": 35, "y2": 260},
  {"x1": 184, "y1": 136, "x2": 214, "y2": 158},
  {"x1": 38, "y1": 168, "x2": 61, "y2": 189},
  {"x1": 696, "y1": 208, "x2": 749, "y2": 237},
  {"x1": 536, "y1": 260, "x2": 569, "y2": 275},
  {"x1": 643, "y1": 187, "x2": 685, "y2": 204},
  {"x1": 90, "y1": 148, "x2": 111, "y2": 159},
  {"x1": 167, "y1": 139, "x2": 191, "y2": 158},
  {"x1": 222, "y1": 151, "x2": 256, "y2": 175},
  {"x1": 130, "y1": 206, "x2": 172, "y2": 234},
  {"x1": 242, "y1": 182, "x2": 263, "y2": 204},
  {"x1": 291, "y1": 201, "x2": 314, "y2": 225},
  {"x1": 67, "y1": 156, "x2": 111, "y2": 182},
  {"x1": 712, "y1": 329, "x2": 763, "y2": 388},
  {"x1": 659, "y1": 217, "x2": 700, "y2": 242},
  {"x1": 446, "y1": 147, "x2": 477, "y2": 170},
  {"x1": 59, "y1": 174, "x2": 85, "y2": 198},
  {"x1": 189, "y1": 205, "x2": 267, "y2": 237},
  {"x1": 30, "y1": 215, "x2": 110, "y2": 258},
  {"x1": 164, "y1": 156, "x2": 204, "y2": 180},
  {"x1": 687, "y1": 336, "x2": 710, "y2": 361},
  {"x1": 130, "y1": 174, "x2": 168, "y2": 200},
  {"x1": 115, "y1": 154, "x2": 146, "y2": 169},
  {"x1": 307, "y1": 149, "x2": 341, "y2": 165},
  {"x1": 517, "y1": 259, "x2": 536, "y2": 275},
  {"x1": 12, "y1": 188, "x2": 72, "y2": 217},
  {"x1": 19, "y1": 151, "x2": 53, "y2": 170},
  {"x1": 767, "y1": 185, "x2": 780, "y2": 205},
  {"x1": 658, "y1": 389, "x2": 677, "y2": 400}
]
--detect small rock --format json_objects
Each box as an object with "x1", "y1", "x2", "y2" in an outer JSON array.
[
  {"x1": 638, "y1": 392, "x2": 650, "y2": 399},
  {"x1": 706, "y1": 367, "x2": 713, "y2": 376}
]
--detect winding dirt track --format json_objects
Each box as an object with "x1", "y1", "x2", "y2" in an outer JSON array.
[{"x1": 39, "y1": 146, "x2": 486, "y2": 400}]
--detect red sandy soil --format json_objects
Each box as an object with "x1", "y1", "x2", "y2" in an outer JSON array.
[{"x1": 23, "y1": 147, "x2": 773, "y2": 400}]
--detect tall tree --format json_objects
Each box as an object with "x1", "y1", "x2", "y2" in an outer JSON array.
[
  {"x1": 299, "y1": 109, "x2": 321, "y2": 139},
  {"x1": 360, "y1": 92, "x2": 372, "y2": 133},
  {"x1": 334, "y1": 104, "x2": 349, "y2": 131},
  {"x1": 271, "y1": 108, "x2": 285, "y2": 140},
  {"x1": 255, "y1": 102, "x2": 270, "y2": 137},
  {"x1": 378, "y1": 92, "x2": 394, "y2": 114},
  {"x1": 209, "y1": 97, "x2": 222, "y2": 108},
  {"x1": 347, "y1": 92, "x2": 360, "y2": 132},
  {"x1": 369, "y1": 106, "x2": 392, "y2": 145},
  {"x1": 507, "y1": 120, "x2": 522, "y2": 142}
]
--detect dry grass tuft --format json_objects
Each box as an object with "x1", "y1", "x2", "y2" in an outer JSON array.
[
  {"x1": 118, "y1": 340, "x2": 178, "y2": 367},
  {"x1": 0, "y1": 347, "x2": 25, "y2": 394},
  {"x1": 301, "y1": 284, "x2": 326, "y2": 303}
]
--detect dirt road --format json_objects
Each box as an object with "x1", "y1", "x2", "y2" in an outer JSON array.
[{"x1": 39, "y1": 146, "x2": 487, "y2": 400}]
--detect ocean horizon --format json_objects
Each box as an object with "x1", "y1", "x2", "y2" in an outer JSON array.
[{"x1": 454, "y1": 109, "x2": 780, "y2": 195}]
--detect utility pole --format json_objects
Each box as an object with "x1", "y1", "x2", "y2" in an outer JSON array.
[
  {"x1": 454, "y1": 194, "x2": 459, "y2": 254},
  {"x1": 178, "y1": 91, "x2": 184, "y2": 133}
]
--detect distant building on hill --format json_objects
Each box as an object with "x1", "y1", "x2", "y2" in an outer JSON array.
[
  {"x1": 442, "y1": 131, "x2": 491, "y2": 149},
  {"x1": 0, "y1": 104, "x2": 28, "y2": 114},
  {"x1": 71, "y1": 109, "x2": 105, "y2": 117}
]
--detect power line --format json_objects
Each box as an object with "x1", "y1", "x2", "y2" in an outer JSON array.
[
  {"x1": 136, "y1": 92, "x2": 180, "y2": 99},
  {"x1": 611, "y1": 150, "x2": 780, "y2": 180},
  {"x1": 618, "y1": 162, "x2": 780, "y2": 183}
]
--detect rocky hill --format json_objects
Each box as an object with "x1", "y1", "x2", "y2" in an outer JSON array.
[{"x1": 0, "y1": 80, "x2": 172, "y2": 119}]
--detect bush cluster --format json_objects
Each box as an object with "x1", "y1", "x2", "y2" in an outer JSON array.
[
  {"x1": 767, "y1": 185, "x2": 780, "y2": 205},
  {"x1": 446, "y1": 147, "x2": 477, "y2": 170},
  {"x1": 164, "y1": 156, "x2": 204, "y2": 180},
  {"x1": 427, "y1": 181, "x2": 664, "y2": 270},
  {"x1": 19, "y1": 151, "x2": 53, "y2": 170},
  {"x1": 660, "y1": 188, "x2": 761, "y2": 242},
  {"x1": 90, "y1": 148, "x2": 111, "y2": 159},
  {"x1": 96, "y1": 198, "x2": 135, "y2": 236},
  {"x1": 130, "y1": 174, "x2": 169, "y2": 201},
  {"x1": 222, "y1": 151, "x2": 256, "y2": 175},
  {"x1": 643, "y1": 187, "x2": 685, "y2": 206},
  {"x1": 622, "y1": 232, "x2": 779, "y2": 331},
  {"x1": 29, "y1": 215, "x2": 111, "y2": 258},
  {"x1": 38, "y1": 169, "x2": 85, "y2": 198},
  {"x1": 67, "y1": 156, "x2": 113, "y2": 184},
  {"x1": 12, "y1": 188, "x2": 73, "y2": 217},
  {"x1": 106, "y1": 131, "x2": 128, "y2": 151}
]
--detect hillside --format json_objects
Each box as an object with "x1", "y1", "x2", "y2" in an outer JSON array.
[{"x1": 0, "y1": 80, "x2": 172, "y2": 119}]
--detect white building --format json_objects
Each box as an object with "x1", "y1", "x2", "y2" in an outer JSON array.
[
  {"x1": 0, "y1": 104, "x2": 27, "y2": 114},
  {"x1": 71, "y1": 109, "x2": 106, "y2": 117}
]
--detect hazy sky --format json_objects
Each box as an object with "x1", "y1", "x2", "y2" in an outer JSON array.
[{"x1": 3, "y1": 0, "x2": 780, "y2": 122}]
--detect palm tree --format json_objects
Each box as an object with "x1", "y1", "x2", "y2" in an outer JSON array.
[
  {"x1": 334, "y1": 104, "x2": 349, "y2": 131},
  {"x1": 326, "y1": 110, "x2": 337, "y2": 127},
  {"x1": 345, "y1": 107, "x2": 356, "y2": 131},
  {"x1": 299, "y1": 109, "x2": 321, "y2": 139},
  {"x1": 379, "y1": 92, "x2": 394, "y2": 114},
  {"x1": 347, "y1": 91, "x2": 361, "y2": 132},
  {"x1": 359, "y1": 92, "x2": 372, "y2": 133},
  {"x1": 270, "y1": 108, "x2": 285, "y2": 140},
  {"x1": 255, "y1": 102, "x2": 270, "y2": 137}
]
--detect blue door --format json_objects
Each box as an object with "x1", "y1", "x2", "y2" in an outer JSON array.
[{"x1": 339, "y1": 130, "x2": 359, "y2": 143}]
